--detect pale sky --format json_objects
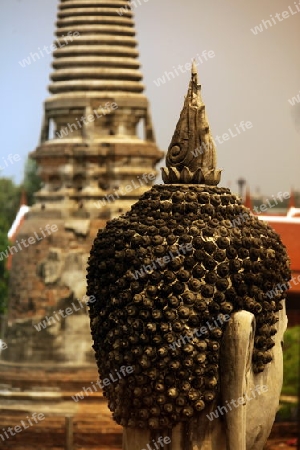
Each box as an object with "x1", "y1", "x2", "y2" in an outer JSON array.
[{"x1": 1, "y1": 0, "x2": 300, "y2": 197}]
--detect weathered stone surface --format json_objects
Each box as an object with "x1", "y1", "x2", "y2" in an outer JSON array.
[
  {"x1": 162, "y1": 62, "x2": 221, "y2": 185},
  {"x1": 1, "y1": 2, "x2": 162, "y2": 448},
  {"x1": 87, "y1": 67, "x2": 291, "y2": 449},
  {"x1": 87, "y1": 184, "x2": 290, "y2": 432},
  {"x1": 4, "y1": 0, "x2": 163, "y2": 365},
  {"x1": 0, "y1": 362, "x2": 123, "y2": 448}
]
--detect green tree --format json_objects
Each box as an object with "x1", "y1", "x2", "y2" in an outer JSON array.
[
  {"x1": 0, "y1": 158, "x2": 41, "y2": 313},
  {"x1": 0, "y1": 221, "x2": 10, "y2": 314},
  {"x1": 282, "y1": 326, "x2": 300, "y2": 396},
  {"x1": 0, "y1": 178, "x2": 20, "y2": 227},
  {"x1": 0, "y1": 178, "x2": 20, "y2": 314},
  {"x1": 22, "y1": 157, "x2": 41, "y2": 206}
]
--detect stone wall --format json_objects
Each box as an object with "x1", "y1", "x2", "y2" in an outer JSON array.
[{"x1": 4, "y1": 216, "x2": 106, "y2": 364}]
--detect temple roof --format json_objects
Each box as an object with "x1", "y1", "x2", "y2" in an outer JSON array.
[{"x1": 258, "y1": 214, "x2": 300, "y2": 293}]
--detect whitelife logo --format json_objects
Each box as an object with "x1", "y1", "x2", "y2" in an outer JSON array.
[
  {"x1": 266, "y1": 273, "x2": 300, "y2": 300},
  {"x1": 0, "y1": 224, "x2": 58, "y2": 261},
  {"x1": 169, "y1": 314, "x2": 230, "y2": 351},
  {"x1": 18, "y1": 31, "x2": 80, "y2": 68},
  {"x1": 250, "y1": 2, "x2": 300, "y2": 35},
  {"x1": 133, "y1": 243, "x2": 193, "y2": 280},
  {"x1": 288, "y1": 89, "x2": 300, "y2": 106},
  {"x1": 0, "y1": 340, "x2": 7, "y2": 352},
  {"x1": 141, "y1": 436, "x2": 172, "y2": 450},
  {"x1": 206, "y1": 385, "x2": 268, "y2": 421},
  {"x1": 33, "y1": 295, "x2": 96, "y2": 332},
  {"x1": 153, "y1": 51, "x2": 215, "y2": 87},
  {"x1": 0, "y1": 412, "x2": 45, "y2": 442},
  {"x1": 230, "y1": 191, "x2": 290, "y2": 228},
  {"x1": 94, "y1": 172, "x2": 156, "y2": 209},
  {"x1": 71, "y1": 366, "x2": 134, "y2": 402},
  {"x1": 0, "y1": 153, "x2": 21, "y2": 172},
  {"x1": 191, "y1": 120, "x2": 253, "y2": 158},
  {"x1": 55, "y1": 102, "x2": 118, "y2": 138},
  {"x1": 117, "y1": 0, "x2": 150, "y2": 16}
]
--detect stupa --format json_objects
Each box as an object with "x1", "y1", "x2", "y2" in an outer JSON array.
[
  {"x1": 0, "y1": 2, "x2": 162, "y2": 448},
  {"x1": 3, "y1": 0, "x2": 163, "y2": 364}
]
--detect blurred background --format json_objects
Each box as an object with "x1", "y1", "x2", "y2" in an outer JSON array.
[{"x1": 0, "y1": 1, "x2": 299, "y2": 449}]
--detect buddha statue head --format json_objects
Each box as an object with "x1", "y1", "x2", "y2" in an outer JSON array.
[{"x1": 87, "y1": 65, "x2": 290, "y2": 450}]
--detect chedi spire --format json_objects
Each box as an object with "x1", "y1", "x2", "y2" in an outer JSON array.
[{"x1": 162, "y1": 62, "x2": 221, "y2": 185}]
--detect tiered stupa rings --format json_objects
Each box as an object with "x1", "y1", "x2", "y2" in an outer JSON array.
[
  {"x1": 50, "y1": 0, "x2": 145, "y2": 96},
  {"x1": 31, "y1": 0, "x2": 163, "y2": 218}
]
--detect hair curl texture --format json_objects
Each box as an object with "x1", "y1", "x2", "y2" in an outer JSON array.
[{"x1": 87, "y1": 185, "x2": 290, "y2": 429}]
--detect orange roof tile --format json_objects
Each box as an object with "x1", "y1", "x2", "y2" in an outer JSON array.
[{"x1": 258, "y1": 216, "x2": 300, "y2": 276}]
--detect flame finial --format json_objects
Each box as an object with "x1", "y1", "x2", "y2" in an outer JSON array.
[{"x1": 162, "y1": 63, "x2": 221, "y2": 185}]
